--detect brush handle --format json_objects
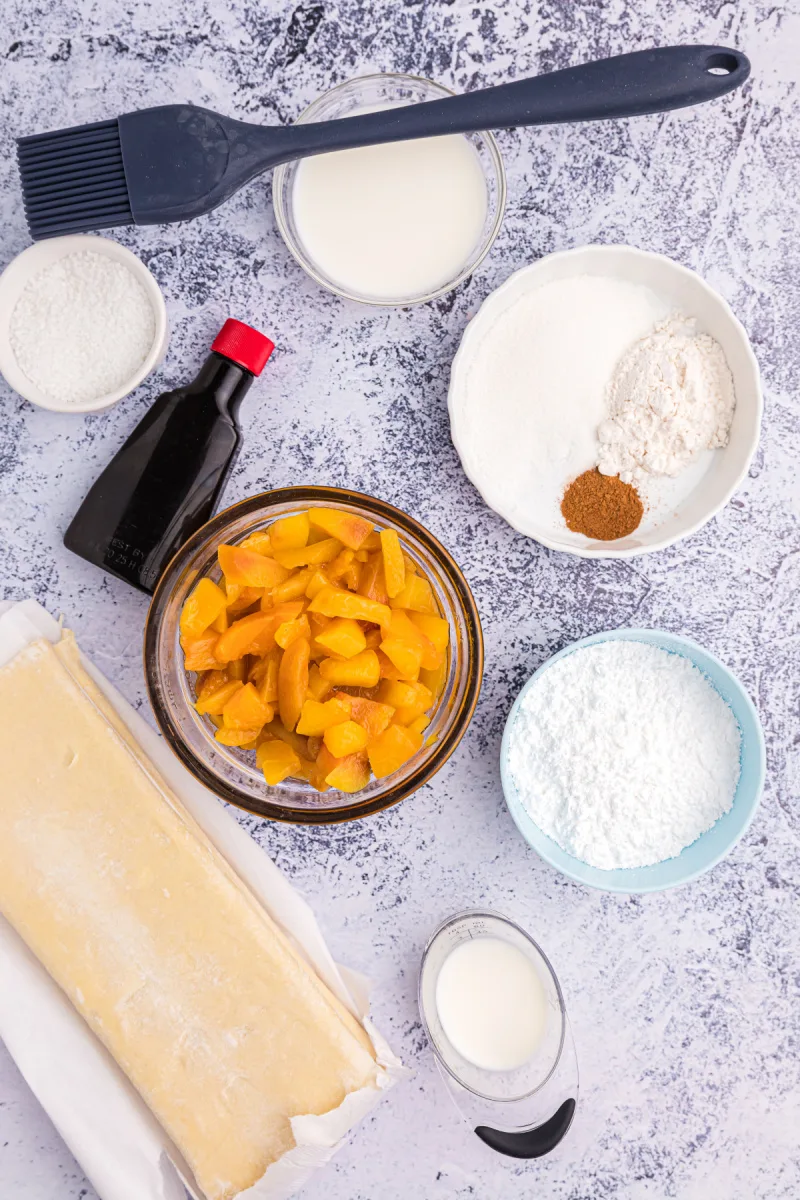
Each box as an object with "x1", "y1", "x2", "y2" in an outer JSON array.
[
  {"x1": 273, "y1": 45, "x2": 749, "y2": 163},
  {"x1": 116, "y1": 44, "x2": 749, "y2": 225}
]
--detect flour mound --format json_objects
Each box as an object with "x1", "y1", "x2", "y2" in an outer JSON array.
[{"x1": 597, "y1": 315, "x2": 736, "y2": 484}]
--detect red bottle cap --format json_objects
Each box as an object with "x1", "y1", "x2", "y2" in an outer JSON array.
[{"x1": 211, "y1": 319, "x2": 275, "y2": 376}]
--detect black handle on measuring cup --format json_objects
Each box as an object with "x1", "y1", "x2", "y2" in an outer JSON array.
[{"x1": 475, "y1": 1097, "x2": 576, "y2": 1159}]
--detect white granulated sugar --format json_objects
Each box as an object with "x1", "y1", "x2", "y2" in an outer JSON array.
[
  {"x1": 508, "y1": 641, "x2": 742, "y2": 870},
  {"x1": 597, "y1": 315, "x2": 736, "y2": 484},
  {"x1": 459, "y1": 275, "x2": 669, "y2": 527},
  {"x1": 10, "y1": 250, "x2": 156, "y2": 406}
]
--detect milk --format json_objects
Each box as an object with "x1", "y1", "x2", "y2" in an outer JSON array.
[
  {"x1": 434, "y1": 936, "x2": 547, "y2": 1072},
  {"x1": 291, "y1": 123, "x2": 488, "y2": 300}
]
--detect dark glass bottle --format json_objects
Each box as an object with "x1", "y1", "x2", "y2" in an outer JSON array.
[{"x1": 64, "y1": 318, "x2": 274, "y2": 593}]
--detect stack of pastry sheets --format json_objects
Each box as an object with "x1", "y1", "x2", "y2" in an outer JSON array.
[{"x1": 0, "y1": 615, "x2": 388, "y2": 1200}]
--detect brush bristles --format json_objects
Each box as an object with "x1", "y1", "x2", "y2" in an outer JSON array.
[{"x1": 17, "y1": 119, "x2": 134, "y2": 239}]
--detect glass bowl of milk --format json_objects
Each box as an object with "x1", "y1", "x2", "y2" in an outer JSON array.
[
  {"x1": 419, "y1": 909, "x2": 578, "y2": 1155},
  {"x1": 273, "y1": 74, "x2": 506, "y2": 306}
]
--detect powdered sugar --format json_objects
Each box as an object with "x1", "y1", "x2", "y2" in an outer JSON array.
[
  {"x1": 507, "y1": 640, "x2": 741, "y2": 870},
  {"x1": 597, "y1": 315, "x2": 736, "y2": 484},
  {"x1": 10, "y1": 250, "x2": 156, "y2": 406}
]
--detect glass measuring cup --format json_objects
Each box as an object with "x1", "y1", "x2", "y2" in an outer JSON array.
[{"x1": 419, "y1": 909, "x2": 578, "y2": 1156}]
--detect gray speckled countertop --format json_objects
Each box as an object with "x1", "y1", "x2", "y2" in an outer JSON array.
[{"x1": 1, "y1": 2, "x2": 799, "y2": 1198}]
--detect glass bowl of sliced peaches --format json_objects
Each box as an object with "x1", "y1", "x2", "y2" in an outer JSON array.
[{"x1": 144, "y1": 486, "x2": 484, "y2": 823}]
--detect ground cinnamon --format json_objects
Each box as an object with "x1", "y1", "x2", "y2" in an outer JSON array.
[{"x1": 561, "y1": 469, "x2": 643, "y2": 540}]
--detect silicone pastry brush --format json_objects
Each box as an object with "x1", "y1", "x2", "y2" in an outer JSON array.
[{"x1": 18, "y1": 45, "x2": 748, "y2": 239}]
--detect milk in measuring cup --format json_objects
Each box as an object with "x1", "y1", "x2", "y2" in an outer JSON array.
[{"x1": 435, "y1": 936, "x2": 548, "y2": 1072}]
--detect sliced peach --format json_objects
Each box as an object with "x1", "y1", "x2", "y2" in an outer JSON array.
[
  {"x1": 315, "y1": 745, "x2": 371, "y2": 793},
  {"x1": 380, "y1": 529, "x2": 405, "y2": 599},
  {"x1": 409, "y1": 611, "x2": 450, "y2": 655},
  {"x1": 308, "y1": 508, "x2": 373, "y2": 550},
  {"x1": 306, "y1": 735, "x2": 324, "y2": 760},
  {"x1": 309, "y1": 586, "x2": 391, "y2": 630},
  {"x1": 226, "y1": 656, "x2": 247, "y2": 681},
  {"x1": 387, "y1": 609, "x2": 442, "y2": 670},
  {"x1": 218, "y1": 544, "x2": 289, "y2": 589},
  {"x1": 293, "y1": 756, "x2": 318, "y2": 783},
  {"x1": 278, "y1": 635, "x2": 310, "y2": 730},
  {"x1": 211, "y1": 606, "x2": 229, "y2": 634},
  {"x1": 305, "y1": 568, "x2": 332, "y2": 599},
  {"x1": 251, "y1": 647, "x2": 281, "y2": 704},
  {"x1": 319, "y1": 650, "x2": 380, "y2": 688},
  {"x1": 379, "y1": 636, "x2": 423, "y2": 679},
  {"x1": 274, "y1": 614, "x2": 311, "y2": 650},
  {"x1": 358, "y1": 553, "x2": 389, "y2": 605},
  {"x1": 377, "y1": 649, "x2": 419, "y2": 683},
  {"x1": 257, "y1": 739, "x2": 302, "y2": 786},
  {"x1": 216, "y1": 602, "x2": 305, "y2": 661},
  {"x1": 390, "y1": 574, "x2": 437, "y2": 613},
  {"x1": 324, "y1": 757, "x2": 368, "y2": 792},
  {"x1": 323, "y1": 720, "x2": 369, "y2": 757},
  {"x1": 226, "y1": 584, "x2": 264, "y2": 614},
  {"x1": 264, "y1": 566, "x2": 314, "y2": 606},
  {"x1": 215, "y1": 726, "x2": 262, "y2": 748},
  {"x1": 328, "y1": 548, "x2": 355, "y2": 582},
  {"x1": 407, "y1": 713, "x2": 432, "y2": 737},
  {"x1": 180, "y1": 577, "x2": 228, "y2": 638},
  {"x1": 182, "y1": 630, "x2": 222, "y2": 672},
  {"x1": 222, "y1": 682, "x2": 274, "y2": 730},
  {"x1": 334, "y1": 693, "x2": 395, "y2": 739},
  {"x1": 307, "y1": 663, "x2": 333, "y2": 701},
  {"x1": 343, "y1": 562, "x2": 361, "y2": 591},
  {"x1": 215, "y1": 612, "x2": 278, "y2": 662},
  {"x1": 262, "y1": 719, "x2": 310, "y2": 761},
  {"x1": 195, "y1": 669, "x2": 228, "y2": 702},
  {"x1": 195, "y1": 679, "x2": 242, "y2": 716},
  {"x1": 269, "y1": 512, "x2": 310, "y2": 552},
  {"x1": 239, "y1": 530, "x2": 272, "y2": 556},
  {"x1": 367, "y1": 723, "x2": 421, "y2": 779},
  {"x1": 268, "y1": 599, "x2": 306, "y2": 624},
  {"x1": 377, "y1": 679, "x2": 433, "y2": 724},
  {"x1": 314, "y1": 617, "x2": 367, "y2": 659},
  {"x1": 273, "y1": 538, "x2": 342, "y2": 570},
  {"x1": 296, "y1": 695, "x2": 352, "y2": 736},
  {"x1": 419, "y1": 659, "x2": 448, "y2": 699}
]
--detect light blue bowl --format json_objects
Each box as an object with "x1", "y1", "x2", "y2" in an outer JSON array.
[{"x1": 500, "y1": 628, "x2": 765, "y2": 893}]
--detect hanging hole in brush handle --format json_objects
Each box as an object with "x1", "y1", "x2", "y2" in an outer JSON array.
[
  {"x1": 475, "y1": 1098, "x2": 576, "y2": 1159},
  {"x1": 704, "y1": 51, "x2": 745, "y2": 75}
]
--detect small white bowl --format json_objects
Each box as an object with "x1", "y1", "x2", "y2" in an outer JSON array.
[
  {"x1": 448, "y1": 245, "x2": 763, "y2": 558},
  {"x1": 0, "y1": 234, "x2": 168, "y2": 413}
]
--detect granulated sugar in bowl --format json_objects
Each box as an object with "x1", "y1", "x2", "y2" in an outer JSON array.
[
  {"x1": 10, "y1": 250, "x2": 155, "y2": 406},
  {"x1": 501, "y1": 628, "x2": 766, "y2": 893},
  {"x1": 0, "y1": 234, "x2": 168, "y2": 413}
]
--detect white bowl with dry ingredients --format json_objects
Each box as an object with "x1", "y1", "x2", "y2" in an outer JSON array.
[
  {"x1": 0, "y1": 234, "x2": 168, "y2": 413},
  {"x1": 448, "y1": 245, "x2": 762, "y2": 557},
  {"x1": 500, "y1": 629, "x2": 766, "y2": 893}
]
